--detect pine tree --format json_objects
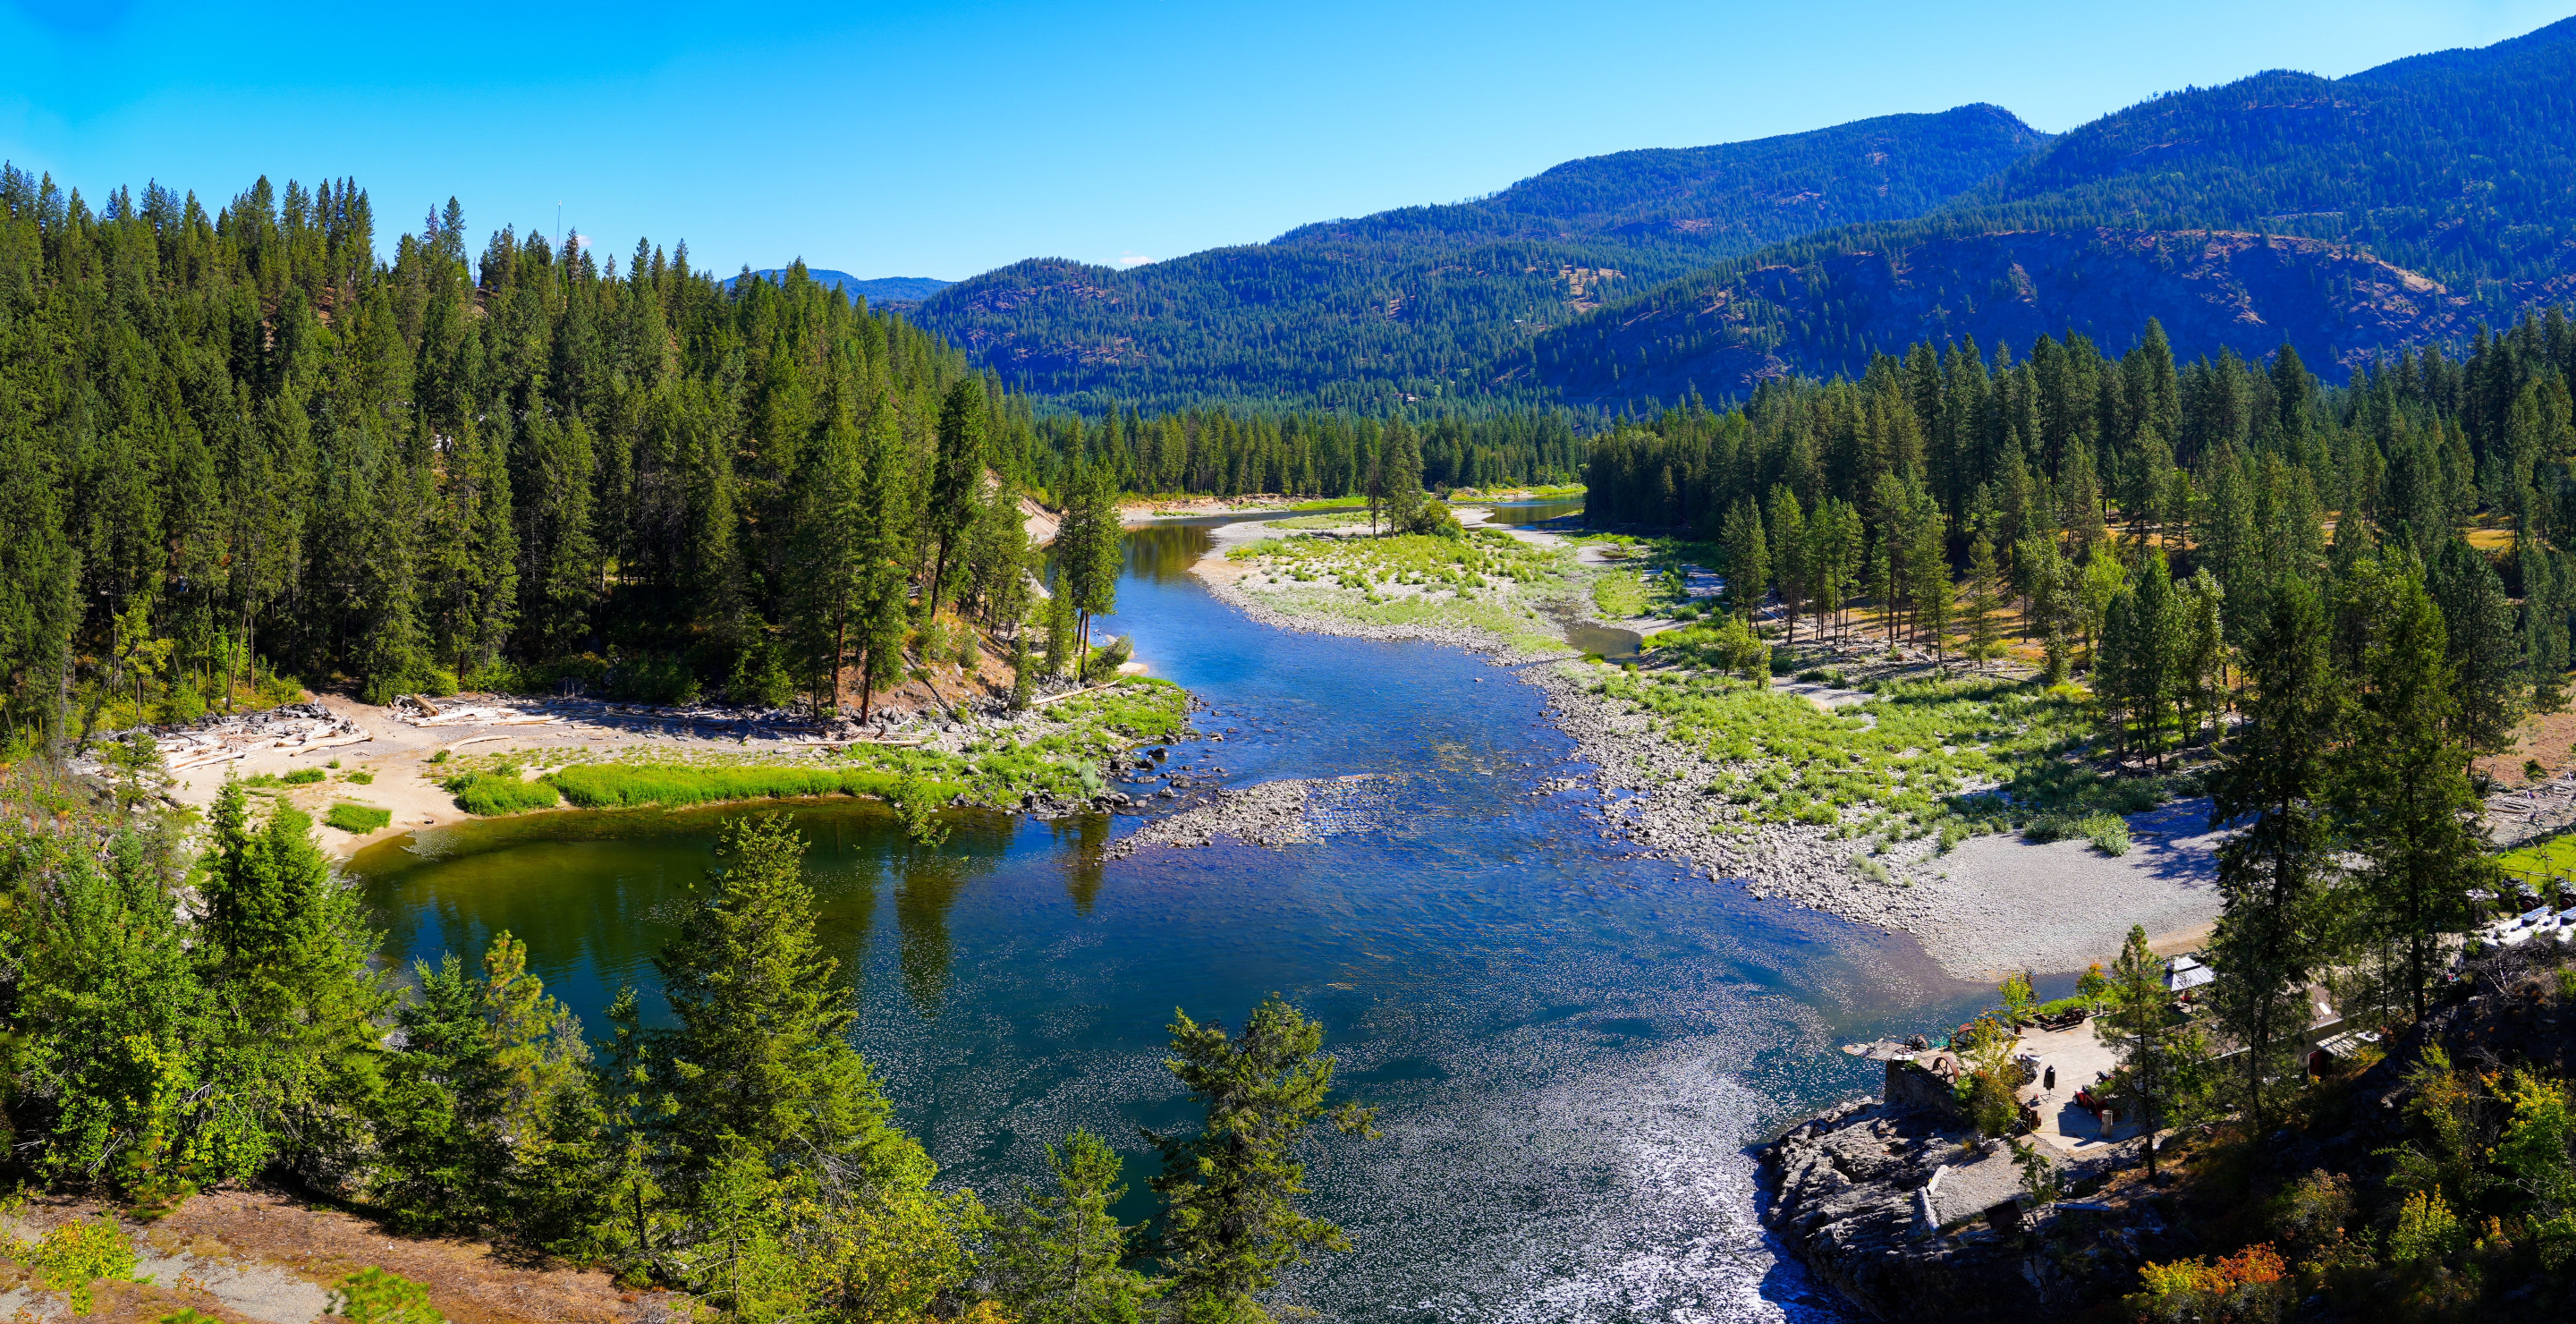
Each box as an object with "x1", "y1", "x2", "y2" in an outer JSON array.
[
  {"x1": 200, "y1": 779, "x2": 394, "y2": 1183},
  {"x1": 1806, "y1": 499, "x2": 1846, "y2": 643},
  {"x1": 852, "y1": 400, "x2": 912, "y2": 722},
  {"x1": 1148, "y1": 997, "x2": 1376, "y2": 1324},
  {"x1": 990, "y1": 1130, "x2": 1157, "y2": 1324},
  {"x1": 2103, "y1": 924, "x2": 2208, "y2": 1178},
  {"x1": 377, "y1": 931, "x2": 588, "y2": 1235},
  {"x1": 793, "y1": 420, "x2": 867, "y2": 709},
  {"x1": 926, "y1": 378, "x2": 987, "y2": 612},
  {"x1": 1962, "y1": 534, "x2": 2005, "y2": 669},
  {"x1": 1379, "y1": 421, "x2": 1425, "y2": 534},
  {"x1": 1901, "y1": 482, "x2": 1949, "y2": 656},
  {"x1": 1720, "y1": 499, "x2": 1767, "y2": 622},
  {"x1": 2429, "y1": 538, "x2": 2522, "y2": 752},
  {"x1": 1767, "y1": 486, "x2": 1807, "y2": 643},
  {"x1": 2346, "y1": 564, "x2": 2492, "y2": 1021},
  {"x1": 2207, "y1": 580, "x2": 2343, "y2": 1136},
  {"x1": 2128, "y1": 552, "x2": 2181, "y2": 769}
]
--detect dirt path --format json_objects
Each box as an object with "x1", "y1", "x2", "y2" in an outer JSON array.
[{"x1": 4, "y1": 1190, "x2": 682, "y2": 1324}]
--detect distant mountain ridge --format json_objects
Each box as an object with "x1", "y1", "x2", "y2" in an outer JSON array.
[
  {"x1": 1526, "y1": 15, "x2": 2576, "y2": 402},
  {"x1": 908, "y1": 105, "x2": 2054, "y2": 410},
  {"x1": 731, "y1": 268, "x2": 952, "y2": 306}
]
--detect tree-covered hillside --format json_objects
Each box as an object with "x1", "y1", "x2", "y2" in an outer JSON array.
[
  {"x1": 1526, "y1": 16, "x2": 2576, "y2": 405},
  {"x1": 910, "y1": 105, "x2": 2050, "y2": 411},
  {"x1": 730, "y1": 268, "x2": 953, "y2": 307}
]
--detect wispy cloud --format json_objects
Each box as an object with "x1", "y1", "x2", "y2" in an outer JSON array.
[{"x1": 1116, "y1": 251, "x2": 1157, "y2": 268}]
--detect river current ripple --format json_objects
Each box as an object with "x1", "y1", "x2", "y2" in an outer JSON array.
[{"x1": 355, "y1": 511, "x2": 1993, "y2": 1322}]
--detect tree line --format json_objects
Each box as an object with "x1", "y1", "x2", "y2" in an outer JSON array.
[
  {"x1": 1591, "y1": 310, "x2": 2576, "y2": 717},
  {"x1": 0, "y1": 778, "x2": 1374, "y2": 1321},
  {"x1": 0, "y1": 166, "x2": 1595, "y2": 749}
]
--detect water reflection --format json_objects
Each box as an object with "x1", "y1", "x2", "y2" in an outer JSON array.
[
  {"x1": 1051, "y1": 814, "x2": 1113, "y2": 913},
  {"x1": 352, "y1": 516, "x2": 1991, "y2": 1324}
]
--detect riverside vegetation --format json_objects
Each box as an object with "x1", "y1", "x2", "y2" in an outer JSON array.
[
  {"x1": 1212, "y1": 307, "x2": 2576, "y2": 1316},
  {"x1": 0, "y1": 769, "x2": 1376, "y2": 1322},
  {"x1": 427, "y1": 677, "x2": 1190, "y2": 826}
]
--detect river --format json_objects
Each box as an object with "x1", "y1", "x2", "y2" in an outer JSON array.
[{"x1": 351, "y1": 505, "x2": 1993, "y2": 1322}]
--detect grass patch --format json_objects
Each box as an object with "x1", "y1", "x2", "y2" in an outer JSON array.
[
  {"x1": 549, "y1": 762, "x2": 928, "y2": 811},
  {"x1": 1599, "y1": 670, "x2": 2097, "y2": 835},
  {"x1": 1273, "y1": 512, "x2": 1372, "y2": 530},
  {"x1": 2022, "y1": 809, "x2": 2134, "y2": 855},
  {"x1": 325, "y1": 802, "x2": 394, "y2": 834},
  {"x1": 344, "y1": 769, "x2": 375, "y2": 785},
  {"x1": 1591, "y1": 570, "x2": 1650, "y2": 618},
  {"x1": 446, "y1": 768, "x2": 564, "y2": 815},
  {"x1": 2498, "y1": 833, "x2": 2576, "y2": 891}
]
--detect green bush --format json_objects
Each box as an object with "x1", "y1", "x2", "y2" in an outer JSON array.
[
  {"x1": 613, "y1": 652, "x2": 701, "y2": 705},
  {"x1": 325, "y1": 802, "x2": 394, "y2": 834},
  {"x1": 445, "y1": 769, "x2": 563, "y2": 816},
  {"x1": 2082, "y1": 811, "x2": 2131, "y2": 856},
  {"x1": 11, "y1": 1215, "x2": 140, "y2": 1315},
  {"x1": 345, "y1": 769, "x2": 375, "y2": 785},
  {"x1": 278, "y1": 767, "x2": 326, "y2": 785},
  {"x1": 2023, "y1": 809, "x2": 2131, "y2": 855},
  {"x1": 333, "y1": 1267, "x2": 445, "y2": 1324}
]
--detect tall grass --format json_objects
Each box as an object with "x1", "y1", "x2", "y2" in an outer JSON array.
[
  {"x1": 325, "y1": 802, "x2": 394, "y2": 834},
  {"x1": 446, "y1": 770, "x2": 563, "y2": 815},
  {"x1": 547, "y1": 763, "x2": 956, "y2": 811}
]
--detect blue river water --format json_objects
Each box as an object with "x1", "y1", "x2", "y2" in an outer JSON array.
[{"x1": 351, "y1": 505, "x2": 1995, "y2": 1322}]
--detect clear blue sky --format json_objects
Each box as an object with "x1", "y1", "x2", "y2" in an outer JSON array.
[{"x1": 3, "y1": 1, "x2": 2567, "y2": 280}]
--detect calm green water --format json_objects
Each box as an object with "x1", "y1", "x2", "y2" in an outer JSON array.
[{"x1": 351, "y1": 515, "x2": 1990, "y2": 1323}]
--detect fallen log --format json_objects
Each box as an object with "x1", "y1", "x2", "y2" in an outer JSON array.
[
  {"x1": 291, "y1": 733, "x2": 375, "y2": 754},
  {"x1": 1030, "y1": 683, "x2": 1126, "y2": 709}
]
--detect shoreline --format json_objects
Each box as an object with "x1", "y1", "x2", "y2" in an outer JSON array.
[
  {"x1": 1190, "y1": 519, "x2": 2221, "y2": 981},
  {"x1": 141, "y1": 676, "x2": 1193, "y2": 861}
]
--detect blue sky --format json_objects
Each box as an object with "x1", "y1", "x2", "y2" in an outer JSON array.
[{"x1": 3, "y1": 1, "x2": 2568, "y2": 280}]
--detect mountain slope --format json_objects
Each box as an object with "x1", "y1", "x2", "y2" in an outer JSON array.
[
  {"x1": 910, "y1": 105, "x2": 2052, "y2": 409},
  {"x1": 731, "y1": 268, "x2": 952, "y2": 306},
  {"x1": 1526, "y1": 16, "x2": 2576, "y2": 400}
]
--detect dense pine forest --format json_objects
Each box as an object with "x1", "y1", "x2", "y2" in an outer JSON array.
[
  {"x1": 1583, "y1": 310, "x2": 2576, "y2": 717},
  {"x1": 0, "y1": 166, "x2": 1588, "y2": 749}
]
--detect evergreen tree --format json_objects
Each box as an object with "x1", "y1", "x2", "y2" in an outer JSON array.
[
  {"x1": 377, "y1": 931, "x2": 589, "y2": 1236},
  {"x1": 2103, "y1": 924, "x2": 2208, "y2": 1178},
  {"x1": 1720, "y1": 499, "x2": 1767, "y2": 622},
  {"x1": 2207, "y1": 581, "x2": 2343, "y2": 1136},
  {"x1": 927, "y1": 378, "x2": 988, "y2": 611},
  {"x1": 2429, "y1": 538, "x2": 2522, "y2": 753},
  {"x1": 795, "y1": 420, "x2": 869, "y2": 709},
  {"x1": 200, "y1": 779, "x2": 394, "y2": 1184},
  {"x1": 852, "y1": 401, "x2": 912, "y2": 721},
  {"x1": 990, "y1": 1130, "x2": 1157, "y2": 1324},
  {"x1": 2345, "y1": 564, "x2": 2493, "y2": 1021},
  {"x1": 1148, "y1": 997, "x2": 1377, "y2": 1324},
  {"x1": 1767, "y1": 486, "x2": 1808, "y2": 642},
  {"x1": 1962, "y1": 534, "x2": 2005, "y2": 668},
  {"x1": 1378, "y1": 422, "x2": 1426, "y2": 534},
  {"x1": 2128, "y1": 552, "x2": 2182, "y2": 768}
]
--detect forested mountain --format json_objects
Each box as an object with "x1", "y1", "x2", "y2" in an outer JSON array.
[
  {"x1": 908, "y1": 105, "x2": 2051, "y2": 410},
  {"x1": 730, "y1": 267, "x2": 952, "y2": 307},
  {"x1": 0, "y1": 168, "x2": 1589, "y2": 743},
  {"x1": 1528, "y1": 16, "x2": 2576, "y2": 403}
]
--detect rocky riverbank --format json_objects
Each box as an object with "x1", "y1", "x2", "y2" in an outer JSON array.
[
  {"x1": 1760, "y1": 1067, "x2": 2167, "y2": 1323},
  {"x1": 1192, "y1": 520, "x2": 2223, "y2": 980}
]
